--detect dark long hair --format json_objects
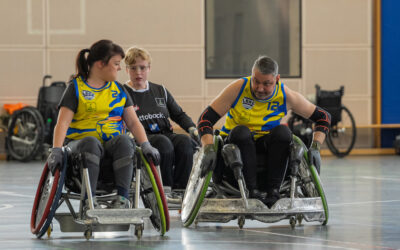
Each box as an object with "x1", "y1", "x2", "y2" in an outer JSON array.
[{"x1": 74, "y1": 39, "x2": 125, "y2": 80}]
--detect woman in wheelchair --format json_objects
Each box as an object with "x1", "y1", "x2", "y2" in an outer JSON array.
[
  {"x1": 47, "y1": 40, "x2": 160, "y2": 209},
  {"x1": 122, "y1": 46, "x2": 200, "y2": 196},
  {"x1": 197, "y1": 55, "x2": 331, "y2": 208}
]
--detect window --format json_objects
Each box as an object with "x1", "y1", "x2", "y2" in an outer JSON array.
[{"x1": 206, "y1": 0, "x2": 301, "y2": 78}]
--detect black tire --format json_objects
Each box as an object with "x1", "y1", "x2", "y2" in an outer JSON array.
[
  {"x1": 6, "y1": 107, "x2": 44, "y2": 161},
  {"x1": 326, "y1": 106, "x2": 356, "y2": 157}
]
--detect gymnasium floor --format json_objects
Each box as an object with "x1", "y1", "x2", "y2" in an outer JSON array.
[{"x1": 0, "y1": 156, "x2": 399, "y2": 250}]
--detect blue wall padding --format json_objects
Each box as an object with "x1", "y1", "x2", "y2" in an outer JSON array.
[{"x1": 381, "y1": 0, "x2": 400, "y2": 147}]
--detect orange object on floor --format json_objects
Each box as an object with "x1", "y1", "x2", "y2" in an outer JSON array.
[{"x1": 3, "y1": 103, "x2": 28, "y2": 115}]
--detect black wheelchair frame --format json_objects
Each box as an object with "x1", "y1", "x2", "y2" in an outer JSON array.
[{"x1": 6, "y1": 75, "x2": 66, "y2": 161}]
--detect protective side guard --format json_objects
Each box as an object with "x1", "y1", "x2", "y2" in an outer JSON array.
[
  {"x1": 181, "y1": 135, "x2": 222, "y2": 227},
  {"x1": 31, "y1": 148, "x2": 67, "y2": 238}
]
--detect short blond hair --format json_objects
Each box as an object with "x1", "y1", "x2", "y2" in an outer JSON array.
[{"x1": 124, "y1": 46, "x2": 152, "y2": 66}]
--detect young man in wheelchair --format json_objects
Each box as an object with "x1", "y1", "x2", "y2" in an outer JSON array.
[
  {"x1": 197, "y1": 55, "x2": 331, "y2": 208},
  {"x1": 46, "y1": 39, "x2": 160, "y2": 209}
]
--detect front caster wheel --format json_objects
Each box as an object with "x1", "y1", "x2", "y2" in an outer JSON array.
[
  {"x1": 297, "y1": 214, "x2": 303, "y2": 225},
  {"x1": 238, "y1": 216, "x2": 245, "y2": 229},
  {"x1": 84, "y1": 229, "x2": 92, "y2": 240},
  {"x1": 46, "y1": 223, "x2": 53, "y2": 238},
  {"x1": 135, "y1": 224, "x2": 144, "y2": 239},
  {"x1": 290, "y1": 216, "x2": 296, "y2": 229}
]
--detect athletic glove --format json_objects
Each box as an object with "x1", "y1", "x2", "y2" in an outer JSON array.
[
  {"x1": 200, "y1": 144, "x2": 216, "y2": 178},
  {"x1": 188, "y1": 126, "x2": 201, "y2": 146},
  {"x1": 141, "y1": 141, "x2": 160, "y2": 166},
  {"x1": 47, "y1": 147, "x2": 63, "y2": 176},
  {"x1": 308, "y1": 141, "x2": 321, "y2": 174}
]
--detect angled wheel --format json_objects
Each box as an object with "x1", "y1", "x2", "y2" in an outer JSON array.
[
  {"x1": 326, "y1": 106, "x2": 356, "y2": 157},
  {"x1": 30, "y1": 148, "x2": 67, "y2": 238},
  {"x1": 138, "y1": 149, "x2": 169, "y2": 235},
  {"x1": 181, "y1": 135, "x2": 222, "y2": 227},
  {"x1": 293, "y1": 135, "x2": 329, "y2": 225},
  {"x1": 6, "y1": 106, "x2": 44, "y2": 161}
]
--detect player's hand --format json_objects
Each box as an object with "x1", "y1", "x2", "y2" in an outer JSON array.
[
  {"x1": 308, "y1": 141, "x2": 321, "y2": 174},
  {"x1": 199, "y1": 144, "x2": 216, "y2": 177}
]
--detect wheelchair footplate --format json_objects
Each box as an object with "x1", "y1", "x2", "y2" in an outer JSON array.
[
  {"x1": 86, "y1": 208, "x2": 152, "y2": 225},
  {"x1": 54, "y1": 208, "x2": 152, "y2": 233},
  {"x1": 196, "y1": 197, "x2": 325, "y2": 224}
]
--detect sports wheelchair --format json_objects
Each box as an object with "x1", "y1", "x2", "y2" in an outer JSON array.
[
  {"x1": 30, "y1": 145, "x2": 169, "y2": 240},
  {"x1": 6, "y1": 75, "x2": 66, "y2": 161},
  {"x1": 181, "y1": 132, "x2": 328, "y2": 229}
]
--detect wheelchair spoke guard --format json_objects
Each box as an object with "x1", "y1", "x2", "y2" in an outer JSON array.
[
  {"x1": 181, "y1": 135, "x2": 221, "y2": 227},
  {"x1": 31, "y1": 151, "x2": 67, "y2": 238},
  {"x1": 138, "y1": 149, "x2": 169, "y2": 235}
]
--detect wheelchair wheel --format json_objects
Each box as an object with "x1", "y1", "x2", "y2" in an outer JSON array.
[
  {"x1": 138, "y1": 150, "x2": 169, "y2": 235},
  {"x1": 293, "y1": 136, "x2": 329, "y2": 225},
  {"x1": 181, "y1": 135, "x2": 222, "y2": 227},
  {"x1": 326, "y1": 106, "x2": 356, "y2": 157},
  {"x1": 6, "y1": 106, "x2": 44, "y2": 161},
  {"x1": 30, "y1": 149, "x2": 67, "y2": 238}
]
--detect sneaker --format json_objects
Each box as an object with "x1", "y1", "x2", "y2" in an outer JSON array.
[
  {"x1": 112, "y1": 195, "x2": 130, "y2": 209},
  {"x1": 250, "y1": 189, "x2": 280, "y2": 208},
  {"x1": 264, "y1": 189, "x2": 281, "y2": 208},
  {"x1": 249, "y1": 189, "x2": 267, "y2": 200}
]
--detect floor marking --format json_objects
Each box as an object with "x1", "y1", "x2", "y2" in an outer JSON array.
[
  {"x1": 0, "y1": 204, "x2": 13, "y2": 211},
  {"x1": 81, "y1": 238, "x2": 357, "y2": 249},
  {"x1": 360, "y1": 176, "x2": 400, "y2": 182},
  {"x1": 330, "y1": 200, "x2": 400, "y2": 206},
  {"x1": 243, "y1": 228, "x2": 396, "y2": 250},
  {"x1": 0, "y1": 191, "x2": 33, "y2": 198}
]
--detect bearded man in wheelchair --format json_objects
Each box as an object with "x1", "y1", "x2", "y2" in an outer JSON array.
[{"x1": 197, "y1": 55, "x2": 331, "y2": 208}]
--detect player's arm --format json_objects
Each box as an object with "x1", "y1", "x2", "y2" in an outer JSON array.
[
  {"x1": 286, "y1": 86, "x2": 330, "y2": 144},
  {"x1": 198, "y1": 79, "x2": 244, "y2": 146}
]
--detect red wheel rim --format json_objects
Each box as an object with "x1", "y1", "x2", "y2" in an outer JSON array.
[{"x1": 30, "y1": 163, "x2": 60, "y2": 234}]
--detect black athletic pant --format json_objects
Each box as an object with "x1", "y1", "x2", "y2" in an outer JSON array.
[
  {"x1": 147, "y1": 133, "x2": 193, "y2": 189},
  {"x1": 221, "y1": 125, "x2": 292, "y2": 191},
  {"x1": 67, "y1": 135, "x2": 135, "y2": 198}
]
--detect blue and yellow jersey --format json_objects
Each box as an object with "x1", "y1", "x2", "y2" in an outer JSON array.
[
  {"x1": 66, "y1": 76, "x2": 127, "y2": 143},
  {"x1": 221, "y1": 76, "x2": 287, "y2": 139}
]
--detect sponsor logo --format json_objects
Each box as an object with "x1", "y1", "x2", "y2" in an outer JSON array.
[
  {"x1": 138, "y1": 112, "x2": 166, "y2": 121},
  {"x1": 86, "y1": 102, "x2": 96, "y2": 112},
  {"x1": 242, "y1": 97, "x2": 254, "y2": 110},
  {"x1": 149, "y1": 123, "x2": 160, "y2": 132},
  {"x1": 155, "y1": 98, "x2": 166, "y2": 107},
  {"x1": 82, "y1": 90, "x2": 95, "y2": 100}
]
